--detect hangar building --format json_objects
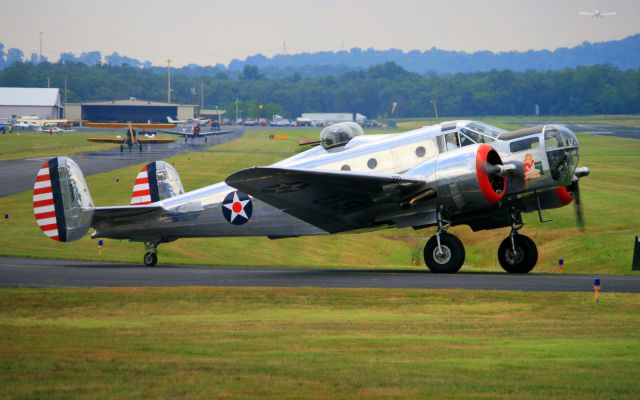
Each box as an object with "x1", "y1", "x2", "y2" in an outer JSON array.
[
  {"x1": 64, "y1": 99, "x2": 197, "y2": 123},
  {"x1": 0, "y1": 87, "x2": 63, "y2": 119}
]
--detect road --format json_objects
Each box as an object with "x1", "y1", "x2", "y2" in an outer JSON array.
[{"x1": 1, "y1": 257, "x2": 638, "y2": 292}]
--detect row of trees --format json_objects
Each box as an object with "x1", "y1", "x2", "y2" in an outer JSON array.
[{"x1": 0, "y1": 61, "x2": 637, "y2": 118}]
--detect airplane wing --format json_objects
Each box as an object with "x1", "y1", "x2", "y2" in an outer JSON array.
[
  {"x1": 578, "y1": 11, "x2": 593, "y2": 15},
  {"x1": 87, "y1": 137, "x2": 126, "y2": 143},
  {"x1": 137, "y1": 137, "x2": 177, "y2": 144},
  {"x1": 602, "y1": 12, "x2": 616, "y2": 15},
  {"x1": 158, "y1": 129, "x2": 234, "y2": 137},
  {"x1": 226, "y1": 167, "x2": 432, "y2": 233}
]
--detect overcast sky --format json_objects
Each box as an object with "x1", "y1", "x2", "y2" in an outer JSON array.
[{"x1": 2, "y1": 0, "x2": 639, "y2": 67}]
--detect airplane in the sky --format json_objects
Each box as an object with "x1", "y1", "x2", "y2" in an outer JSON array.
[
  {"x1": 579, "y1": 10, "x2": 616, "y2": 18},
  {"x1": 33, "y1": 120, "x2": 589, "y2": 273},
  {"x1": 86, "y1": 123, "x2": 176, "y2": 152}
]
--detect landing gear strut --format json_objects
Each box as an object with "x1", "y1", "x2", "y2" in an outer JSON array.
[
  {"x1": 143, "y1": 242, "x2": 159, "y2": 266},
  {"x1": 424, "y1": 211, "x2": 465, "y2": 273},
  {"x1": 497, "y1": 209, "x2": 538, "y2": 273}
]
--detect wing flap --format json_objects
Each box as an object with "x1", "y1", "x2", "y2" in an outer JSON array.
[{"x1": 226, "y1": 167, "x2": 430, "y2": 233}]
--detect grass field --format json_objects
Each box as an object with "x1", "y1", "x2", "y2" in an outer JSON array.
[
  {"x1": 0, "y1": 125, "x2": 639, "y2": 274},
  {"x1": 0, "y1": 131, "x2": 119, "y2": 160},
  {"x1": 0, "y1": 130, "x2": 178, "y2": 161},
  {"x1": 1, "y1": 287, "x2": 639, "y2": 399}
]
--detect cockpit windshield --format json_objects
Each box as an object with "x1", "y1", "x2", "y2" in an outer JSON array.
[
  {"x1": 458, "y1": 122, "x2": 505, "y2": 145},
  {"x1": 465, "y1": 122, "x2": 505, "y2": 139}
]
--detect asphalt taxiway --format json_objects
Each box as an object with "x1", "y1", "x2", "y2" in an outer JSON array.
[
  {"x1": 511, "y1": 121, "x2": 640, "y2": 140},
  {"x1": 1, "y1": 257, "x2": 638, "y2": 292},
  {"x1": 0, "y1": 129, "x2": 243, "y2": 197}
]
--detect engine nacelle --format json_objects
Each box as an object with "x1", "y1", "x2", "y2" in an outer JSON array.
[
  {"x1": 405, "y1": 144, "x2": 506, "y2": 211},
  {"x1": 520, "y1": 186, "x2": 574, "y2": 213}
]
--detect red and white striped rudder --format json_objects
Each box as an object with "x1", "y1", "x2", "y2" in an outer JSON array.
[{"x1": 32, "y1": 157, "x2": 95, "y2": 242}]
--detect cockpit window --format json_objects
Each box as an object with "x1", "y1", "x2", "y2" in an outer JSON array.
[{"x1": 544, "y1": 126, "x2": 578, "y2": 149}]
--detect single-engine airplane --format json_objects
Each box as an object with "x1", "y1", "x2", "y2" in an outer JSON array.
[
  {"x1": 87, "y1": 123, "x2": 176, "y2": 152},
  {"x1": 167, "y1": 116, "x2": 210, "y2": 126},
  {"x1": 158, "y1": 123, "x2": 233, "y2": 142},
  {"x1": 34, "y1": 120, "x2": 589, "y2": 273},
  {"x1": 579, "y1": 10, "x2": 616, "y2": 18}
]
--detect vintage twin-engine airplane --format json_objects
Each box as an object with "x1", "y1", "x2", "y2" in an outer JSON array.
[{"x1": 33, "y1": 120, "x2": 589, "y2": 273}]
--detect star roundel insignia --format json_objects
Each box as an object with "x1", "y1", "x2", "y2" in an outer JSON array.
[{"x1": 222, "y1": 190, "x2": 253, "y2": 225}]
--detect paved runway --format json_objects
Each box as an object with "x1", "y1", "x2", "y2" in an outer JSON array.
[
  {"x1": 1, "y1": 257, "x2": 638, "y2": 292},
  {"x1": 511, "y1": 122, "x2": 640, "y2": 140},
  {"x1": 0, "y1": 129, "x2": 243, "y2": 197}
]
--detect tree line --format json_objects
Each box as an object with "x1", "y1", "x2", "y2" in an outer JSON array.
[{"x1": 0, "y1": 61, "x2": 638, "y2": 119}]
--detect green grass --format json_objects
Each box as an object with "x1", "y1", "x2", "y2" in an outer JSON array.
[
  {"x1": 0, "y1": 130, "x2": 179, "y2": 161},
  {"x1": 1, "y1": 287, "x2": 639, "y2": 399},
  {"x1": 0, "y1": 131, "x2": 119, "y2": 160},
  {"x1": 0, "y1": 127, "x2": 639, "y2": 274}
]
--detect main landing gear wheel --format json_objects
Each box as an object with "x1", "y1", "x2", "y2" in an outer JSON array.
[
  {"x1": 143, "y1": 252, "x2": 157, "y2": 266},
  {"x1": 424, "y1": 232, "x2": 465, "y2": 273},
  {"x1": 143, "y1": 242, "x2": 159, "y2": 266},
  {"x1": 498, "y1": 234, "x2": 538, "y2": 273}
]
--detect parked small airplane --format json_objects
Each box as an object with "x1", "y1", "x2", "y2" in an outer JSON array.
[
  {"x1": 87, "y1": 124, "x2": 176, "y2": 152},
  {"x1": 34, "y1": 120, "x2": 588, "y2": 273},
  {"x1": 167, "y1": 116, "x2": 210, "y2": 126},
  {"x1": 579, "y1": 10, "x2": 616, "y2": 17}
]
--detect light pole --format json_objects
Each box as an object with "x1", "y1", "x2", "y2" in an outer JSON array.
[
  {"x1": 167, "y1": 59, "x2": 172, "y2": 103},
  {"x1": 430, "y1": 100, "x2": 439, "y2": 121}
]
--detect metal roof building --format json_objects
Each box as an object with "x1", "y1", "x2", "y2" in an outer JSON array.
[
  {"x1": 64, "y1": 99, "x2": 197, "y2": 123},
  {"x1": 0, "y1": 87, "x2": 63, "y2": 119}
]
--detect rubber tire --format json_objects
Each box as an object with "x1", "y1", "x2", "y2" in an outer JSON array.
[
  {"x1": 498, "y1": 234, "x2": 538, "y2": 273},
  {"x1": 424, "y1": 233, "x2": 465, "y2": 273},
  {"x1": 144, "y1": 252, "x2": 158, "y2": 267}
]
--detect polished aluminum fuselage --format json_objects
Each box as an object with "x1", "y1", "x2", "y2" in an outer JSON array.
[{"x1": 92, "y1": 121, "x2": 577, "y2": 242}]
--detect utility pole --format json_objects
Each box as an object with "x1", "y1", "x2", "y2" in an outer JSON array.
[
  {"x1": 47, "y1": 76, "x2": 50, "y2": 88},
  {"x1": 166, "y1": 59, "x2": 171, "y2": 103},
  {"x1": 39, "y1": 32, "x2": 43, "y2": 62},
  {"x1": 64, "y1": 77, "x2": 68, "y2": 103},
  {"x1": 200, "y1": 80, "x2": 204, "y2": 108}
]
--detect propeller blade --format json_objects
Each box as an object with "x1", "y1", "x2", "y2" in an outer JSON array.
[{"x1": 572, "y1": 180, "x2": 585, "y2": 231}]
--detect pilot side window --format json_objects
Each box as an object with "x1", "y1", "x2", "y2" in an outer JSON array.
[{"x1": 509, "y1": 137, "x2": 540, "y2": 153}]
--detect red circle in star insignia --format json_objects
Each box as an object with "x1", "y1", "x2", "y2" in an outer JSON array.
[{"x1": 232, "y1": 202, "x2": 242, "y2": 213}]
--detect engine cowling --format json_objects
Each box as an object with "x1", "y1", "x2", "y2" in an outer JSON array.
[{"x1": 405, "y1": 144, "x2": 506, "y2": 211}]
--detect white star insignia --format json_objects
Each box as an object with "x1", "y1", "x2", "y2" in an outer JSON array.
[{"x1": 223, "y1": 192, "x2": 251, "y2": 222}]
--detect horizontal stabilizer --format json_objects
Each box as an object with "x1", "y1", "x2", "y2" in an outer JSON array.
[{"x1": 92, "y1": 205, "x2": 162, "y2": 225}]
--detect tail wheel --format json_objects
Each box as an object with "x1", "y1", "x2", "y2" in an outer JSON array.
[
  {"x1": 498, "y1": 234, "x2": 538, "y2": 273},
  {"x1": 424, "y1": 232, "x2": 465, "y2": 273},
  {"x1": 144, "y1": 252, "x2": 157, "y2": 267}
]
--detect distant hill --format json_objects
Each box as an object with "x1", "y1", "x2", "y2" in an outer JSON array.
[
  {"x1": 228, "y1": 34, "x2": 640, "y2": 75},
  {"x1": 1, "y1": 34, "x2": 639, "y2": 78}
]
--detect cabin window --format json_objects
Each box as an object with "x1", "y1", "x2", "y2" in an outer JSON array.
[
  {"x1": 415, "y1": 146, "x2": 426, "y2": 158},
  {"x1": 367, "y1": 158, "x2": 378, "y2": 169}
]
